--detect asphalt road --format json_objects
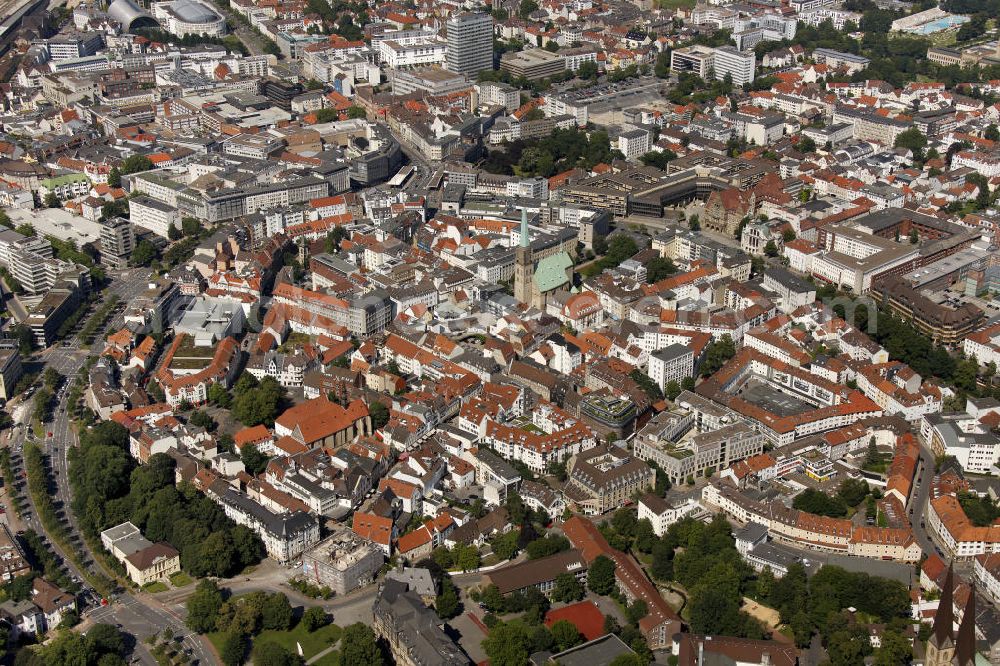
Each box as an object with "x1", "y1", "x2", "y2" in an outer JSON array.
[{"x1": 908, "y1": 442, "x2": 937, "y2": 557}]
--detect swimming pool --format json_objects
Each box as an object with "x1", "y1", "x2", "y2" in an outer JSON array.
[{"x1": 910, "y1": 14, "x2": 970, "y2": 35}]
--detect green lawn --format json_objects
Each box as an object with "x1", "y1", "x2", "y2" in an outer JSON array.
[
  {"x1": 206, "y1": 619, "x2": 342, "y2": 661},
  {"x1": 206, "y1": 632, "x2": 226, "y2": 655},
  {"x1": 656, "y1": 0, "x2": 695, "y2": 8},
  {"x1": 311, "y1": 652, "x2": 340, "y2": 666},
  {"x1": 169, "y1": 571, "x2": 194, "y2": 587},
  {"x1": 143, "y1": 581, "x2": 168, "y2": 593},
  {"x1": 254, "y1": 623, "x2": 342, "y2": 660}
]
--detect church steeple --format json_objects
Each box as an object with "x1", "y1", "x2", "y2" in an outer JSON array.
[
  {"x1": 932, "y1": 563, "x2": 956, "y2": 650},
  {"x1": 955, "y1": 584, "x2": 977, "y2": 666},
  {"x1": 927, "y1": 562, "x2": 958, "y2": 666},
  {"x1": 514, "y1": 208, "x2": 534, "y2": 307}
]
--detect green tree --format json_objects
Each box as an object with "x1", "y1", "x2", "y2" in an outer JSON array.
[
  {"x1": 654, "y1": 50, "x2": 670, "y2": 78},
  {"x1": 131, "y1": 240, "x2": 159, "y2": 267},
  {"x1": 987, "y1": 123, "x2": 1000, "y2": 142},
  {"x1": 952, "y1": 357, "x2": 979, "y2": 393},
  {"x1": 232, "y1": 376, "x2": 285, "y2": 426},
  {"x1": 650, "y1": 539, "x2": 674, "y2": 580},
  {"x1": 689, "y1": 585, "x2": 743, "y2": 636},
  {"x1": 220, "y1": 631, "x2": 247, "y2": 666},
  {"x1": 189, "y1": 410, "x2": 216, "y2": 431},
  {"x1": 577, "y1": 60, "x2": 598, "y2": 79},
  {"x1": 550, "y1": 619, "x2": 582, "y2": 652},
  {"x1": 340, "y1": 623, "x2": 383, "y2": 665},
  {"x1": 300, "y1": 606, "x2": 328, "y2": 632},
  {"x1": 11, "y1": 324, "x2": 33, "y2": 354},
  {"x1": 182, "y1": 217, "x2": 202, "y2": 237},
  {"x1": 798, "y1": 136, "x2": 816, "y2": 153},
  {"x1": 763, "y1": 240, "x2": 779, "y2": 257},
  {"x1": 436, "y1": 576, "x2": 461, "y2": 619},
  {"x1": 208, "y1": 382, "x2": 233, "y2": 408},
  {"x1": 346, "y1": 106, "x2": 367, "y2": 119},
  {"x1": 629, "y1": 369, "x2": 663, "y2": 401},
  {"x1": 480, "y1": 584, "x2": 505, "y2": 613},
  {"x1": 241, "y1": 443, "x2": 269, "y2": 476},
  {"x1": 43, "y1": 192, "x2": 61, "y2": 209},
  {"x1": 490, "y1": 530, "x2": 520, "y2": 561},
  {"x1": 186, "y1": 579, "x2": 224, "y2": 632},
  {"x1": 482, "y1": 621, "x2": 531, "y2": 666},
  {"x1": 894, "y1": 127, "x2": 927, "y2": 162},
  {"x1": 455, "y1": 543, "x2": 481, "y2": 571},
  {"x1": 518, "y1": 0, "x2": 538, "y2": 18},
  {"x1": 625, "y1": 599, "x2": 648, "y2": 625},
  {"x1": 634, "y1": 518, "x2": 656, "y2": 553},
  {"x1": 526, "y1": 534, "x2": 570, "y2": 560},
  {"x1": 252, "y1": 642, "x2": 302, "y2": 666},
  {"x1": 873, "y1": 628, "x2": 912, "y2": 666},
  {"x1": 587, "y1": 555, "x2": 616, "y2": 595},
  {"x1": 120, "y1": 154, "x2": 154, "y2": 175},
  {"x1": 639, "y1": 150, "x2": 678, "y2": 170},
  {"x1": 43, "y1": 367, "x2": 61, "y2": 390},
  {"x1": 665, "y1": 380, "x2": 681, "y2": 401},
  {"x1": 551, "y1": 572, "x2": 584, "y2": 603},
  {"x1": 644, "y1": 256, "x2": 677, "y2": 283},
  {"x1": 369, "y1": 401, "x2": 390, "y2": 430},
  {"x1": 837, "y1": 477, "x2": 870, "y2": 507},
  {"x1": 107, "y1": 166, "x2": 122, "y2": 188},
  {"x1": 792, "y1": 488, "x2": 848, "y2": 517},
  {"x1": 700, "y1": 335, "x2": 736, "y2": 377},
  {"x1": 261, "y1": 593, "x2": 294, "y2": 631}
]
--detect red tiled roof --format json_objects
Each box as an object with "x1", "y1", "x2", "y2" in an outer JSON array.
[{"x1": 544, "y1": 601, "x2": 605, "y2": 641}]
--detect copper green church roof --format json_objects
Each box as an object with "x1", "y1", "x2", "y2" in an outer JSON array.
[{"x1": 534, "y1": 252, "x2": 572, "y2": 293}]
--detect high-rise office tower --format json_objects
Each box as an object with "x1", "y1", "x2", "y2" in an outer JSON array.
[{"x1": 445, "y1": 12, "x2": 494, "y2": 79}]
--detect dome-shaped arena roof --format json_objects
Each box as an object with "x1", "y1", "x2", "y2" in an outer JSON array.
[
  {"x1": 170, "y1": 0, "x2": 222, "y2": 24},
  {"x1": 108, "y1": 0, "x2": 159, "y2": 30}
]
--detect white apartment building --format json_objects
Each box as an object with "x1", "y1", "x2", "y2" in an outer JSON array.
[
  {"x1": 647, "y1": 344, "x2": 694, "y2": 391},
  {"x1": 561, "y1": 47, "x2": 598, "y2": 72},
  {"x1": 713, "y1": 46, "x2": 756, "y2": 86},
  {"x1": 476, "y1": 81, "x2": 519, "y2": 112},
  {"x1": 638, "y1": 494, "x2": 701, "y2": 537},
  {"x1": 618, "y1": 129, "x2": 651, "y2": 159},
  {"x1": 129, "y1": 195, "x2": 181, "y2": 239},
  {"x1": 129, "y1": 172, "x2": 185, "y2": 207},
  {"x1": 799, "y1": 8, "x2": 861, "y2": 29},
  {"x1": 670, "y1": 45, "x2": 715, "y2": 79},
  {"x1": 378, "y1": 39, "x2": 447, "y2": 68}
]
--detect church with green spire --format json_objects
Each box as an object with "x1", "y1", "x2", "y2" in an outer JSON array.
[{"x1": 513, "y1": 208, "x2": 573, "y2": 310}]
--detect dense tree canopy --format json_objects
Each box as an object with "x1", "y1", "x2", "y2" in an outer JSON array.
[
  {"x1": 700, "y1": 335, "x2": 736, "y2": 377},
  {"x1": 483, "y1": 127, "x2": 621, "y2": 178},
  {"x1": 22, "y1": 624, "x2": 127, "y2": 666},
  {"x1": 232, "y1": 375, "x2": 286, "y2": 427},
  {"x1": 71, "y1": 424, "x2": 264, "y2": 578},
  {"x1": 793, "y1": 488, "x2": 848, "y2": 518}
]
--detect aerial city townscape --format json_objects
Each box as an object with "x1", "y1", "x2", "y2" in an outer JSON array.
[{"x1": 8, "y1": 0, "x2": 1000, "y2": 664}]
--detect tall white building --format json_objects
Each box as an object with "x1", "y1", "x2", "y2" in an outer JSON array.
[
  {"x1": 445, "y1": 12, "x2": 493, "y2": 79},
  {"x1": 713, "y1": 46, "x2": 756, "y2": 86}
]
